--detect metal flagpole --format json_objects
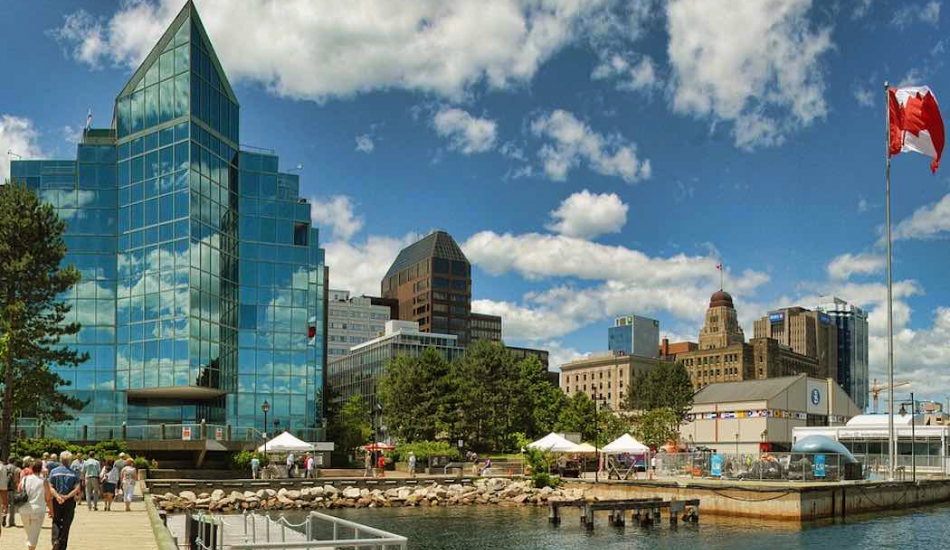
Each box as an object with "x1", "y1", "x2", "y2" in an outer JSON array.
[{"x1": 884, "y1": 80, "x2": 896, "y2": 481}]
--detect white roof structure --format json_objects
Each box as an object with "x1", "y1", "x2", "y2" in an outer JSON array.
[
  {"x1": 846, "y1": 413, "x2": 923, "y2": 426},
  {"x1": 602, "y1": 434, "x2": 650, "y2": 454},
  {"x1": 527, "y1": 433, "x2": 577, "y2": 452},
  {"x1": 570, "y1": 442, "x2": 597, "y2": 453},
  {"x1": 257, "y1": 431, "x2": 315, "y2": 453}
]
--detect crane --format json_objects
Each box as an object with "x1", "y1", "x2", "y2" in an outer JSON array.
[{"x1": 869, "y1": 378, "x2": 910, "y2": 413}]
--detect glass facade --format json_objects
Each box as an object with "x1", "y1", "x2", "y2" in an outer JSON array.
[{"x1": 8, "y1": 4, "x2": 327, "y2": 440}]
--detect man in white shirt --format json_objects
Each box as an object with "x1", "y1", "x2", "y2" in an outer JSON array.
[
  {"x1": 305, "y1": 454, "x2": 314, "y2": 479},
  {"x1": 285, "y1": 452, "x2": 295, "y2": 478}
]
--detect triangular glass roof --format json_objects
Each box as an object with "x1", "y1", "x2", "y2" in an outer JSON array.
[{"x1": 116, "y1": 0, "x2": 238, "y2": 105}]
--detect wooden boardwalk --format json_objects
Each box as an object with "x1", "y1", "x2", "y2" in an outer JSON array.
[{"x1": 0, "y1": 500, "x2": 157, "y2": 550}]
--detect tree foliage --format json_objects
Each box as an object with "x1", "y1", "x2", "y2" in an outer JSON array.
[
  {"x1": 632, "y1": 408, "x2": 679, "y2": 450},
  {"x1": 623, "y1": 361, "x2": 695, "y2": 448},
  {"x1": 332, "y1": 395, "x2": 372, "y2": 455},
  {"x1": 377, "y1": 347, "x2": 455, "y2": 442},
  {"x1": 0, "y1": 184, "x2": 88, "y2": 460}
]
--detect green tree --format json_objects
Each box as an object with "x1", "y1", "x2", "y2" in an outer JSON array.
[
  {"x1": 623, "y1": 362, "x2": 695, "y2": 431},
  {"x1": 377, "y1": 347, "x2": 455, "y2": 442},
  {"x1": 335, "y1": 395, "x2": 372, "y2": 453},
  {"x1": 453, "y1": 340, "x2": 522, "y2": 451},
  {"x1": 0, "y1": 184, "x2": 87, "y2": 460},
  {"x1": 632, "y1": 408, "x2": 679, "y2": 450},
  {"x1": 555, "y1": 392, "x2": 599, "y2": 442},
  {"x1": 510, "y1": 355, "x2": 564, "y2": 440}
]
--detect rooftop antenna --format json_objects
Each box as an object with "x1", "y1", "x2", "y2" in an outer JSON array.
[
  {"x1": 716, "y1": 261, "x2": 724, "y2": 291},
  {"x1": 7, "y1": 150, "x2": 22, "y2": 160}
]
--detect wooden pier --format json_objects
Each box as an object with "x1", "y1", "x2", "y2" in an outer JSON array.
[{"x1": 549, "y1": 498, "x2": 700, "y2": 530}]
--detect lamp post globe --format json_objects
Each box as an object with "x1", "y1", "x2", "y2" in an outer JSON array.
[{"x1": 262, "y1": 400, "x2": 271, "y2": 455}]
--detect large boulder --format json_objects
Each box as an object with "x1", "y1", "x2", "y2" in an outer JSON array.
[
  {"x1": 310, "y1": 487, "x2": 324, "y2": 498},
  {"x1": 180, "y1": 491, "x2": 197, "y2": 502},
  {"x1": 323, "y1": 485, "x2": 338, "y2": 497},
  {"x1": 342, "y1": 487, "x2": 361, "y2": 499}
]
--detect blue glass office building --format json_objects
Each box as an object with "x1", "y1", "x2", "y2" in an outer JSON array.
[{"x1": 9, "y1": 2, "x2": 328, "y2": 440}]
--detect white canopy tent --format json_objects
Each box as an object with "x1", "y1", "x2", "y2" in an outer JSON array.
[
  {"x1": 257, "y1": 431, "x2": 315, "y2": 453},
  {"x1": 527, "y1": 432, "x2": 577, "y2": 453},
  {"x1": 570, "y1": 442, "x2": 597, "y2": 453},
  {"x1": 602, "y1": 434, "x2": 650, "y2": 454}
]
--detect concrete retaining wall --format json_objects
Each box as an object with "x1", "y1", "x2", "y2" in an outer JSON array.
[
  {"x1": 145, "y1": 476, "x2": 483, "y2": 495},
  {"x1": 566, "y1": 478, "x2": 950, "y2": 521}
]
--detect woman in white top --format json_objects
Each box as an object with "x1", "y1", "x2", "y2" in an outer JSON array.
[
  {"x1": 20, "y1": 459, "x2": 51, "y2": 550},
  {"x1": 120, "y1": 462, "x2": 138, "y2": 511},
  {"x1": 101, "y1": 459, "x2": 120, "y2": 511}
]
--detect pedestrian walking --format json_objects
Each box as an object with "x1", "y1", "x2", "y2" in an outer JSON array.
[
  {"x1": 0, "y1": 456, "x2": 9, "y2": 525},
  {"x1": 83, "y1": 453, "x2": 101, "y2": 511},
  {"x1": 250, "y1": 455, "x2": 260, "y2": 480},
  {"x1": 48, "y1": 451, "x2": 81, "y2": 550},
  {"x1": 285, "y1": 452, "x2": 295, "y2": 478},
  {"x1": 482, "y1": 457, "x2": 492, "y2": 476},
  {"x1": 100, "y1": 459, "x2": 118, "y2": 511},
  {"x1": 363, "y1": 451, "x2": 372, "y2": 478},
  {"x1": 376, "y1": 454, "x2": 386, "y2": 478},
  {"x1": 5, "y1": 456, "x2": 21, "y2": 527},
  {"x1": 19, "y1": 458, "x2": 51, "y2": 550},
  {"x1": 69, "y1": 454, "x2": 84, "y2": 504},
  {"x1": 120, "y1": 460, "x2": 138, "y2": 511},
  {"x1": 114, "y1": 453, "x2": 127, "y2": 500},
  {"x1": 408, "y1": 451, "x2": 417, "y2": 478}
]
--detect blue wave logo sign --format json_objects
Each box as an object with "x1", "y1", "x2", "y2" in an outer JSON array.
[{"x1": 811, "y1": 388, "x2": 821, "y2": 406}]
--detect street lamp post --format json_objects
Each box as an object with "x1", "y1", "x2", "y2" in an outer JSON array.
[
  {"x1": 911, "y1": 392, "x2": 916, "y2": 482},
  {"x1": 261, "y1": 400, "x2": 270, "y2": 455}
]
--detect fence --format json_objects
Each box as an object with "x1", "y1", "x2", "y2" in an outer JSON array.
[
  {"x1": 647, "y1": 452, "x2": 849, "y2": 482},
  {"x1": 7, "y1": 423, "x2": 330, "y2": 443},
  {"x1": 183, "y1": 510, "x2": 407, "y2": 550}
]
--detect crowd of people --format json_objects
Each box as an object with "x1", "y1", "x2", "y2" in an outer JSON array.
[
  {"x1": 250, "y1": 452, "x2": 321, "y2": 479},
  {"x1": 0, "y1": 451, "x2": 141, "y2": 550}
]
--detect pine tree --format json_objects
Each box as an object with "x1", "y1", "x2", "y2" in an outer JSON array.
[{"x1": 0, "y1": 183, "x2": 87, "y2": 460}]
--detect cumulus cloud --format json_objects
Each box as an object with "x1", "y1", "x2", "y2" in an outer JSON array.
[
  {"x1": 853, "y1": 85, "x2": 874, "y2": 108},
  {"x1": 545, "y1": 190, "x2": 628, "y2": 239},
  {"x1": 826, "y1": 252, "x2": 884, "y2": 280},
  {"x1": 0, "y1": 115, "x2": 44, "y2": 182},
  {"x1": 890, "y1": 193, "x2": 950, "y2": 242},
  {"x1": 309, "y1": 195, "x2": 364, "y2": 240},
  {"x1": 666, "y1": 0, "x2": 833, "y2": 150},
  {"x1": 323, "y1": 233, "x2": 421, "y2": 296},
  {"x1": 354, "y1": 134, "x2": 375, "y2": 153},
  {"x1": 50, "y1": 0, "x2": 630, "y2": 102},
  {"x1": 591, "y1": 52, "x2": 660, "y2": 92},
  {"x1": 853, "y1": 0, "x2": 874, "y2": 19},
  {"x1": 530, "y1": 110, "x2": 651, "y2": 183},
  {"x1": 432, "y1": 107, "x2": 497, "y2": 154},
  {"x1": 892, "y1": 1, "x2": 941, "y2": 28}
]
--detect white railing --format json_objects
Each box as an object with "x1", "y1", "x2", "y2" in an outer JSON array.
[{"x1": 190, "y1": 510, "x2": 407, "y2": 550}]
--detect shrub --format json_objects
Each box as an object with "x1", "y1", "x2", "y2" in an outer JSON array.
[
  {"x1": 133, "y1": 457, "x2": 151, "y2": 470},
  {"x1": 394, "y1": 441, "x2": 460, "y2": 463},
  {"x1": 231, "y1": 450, "x2": 265, "y2": 471}
]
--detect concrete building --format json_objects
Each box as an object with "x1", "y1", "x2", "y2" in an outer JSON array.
[
  {"x1": 681, "y1": 374, "x2": 862, "y2": 454},
  {"x1": 659, "y1": 338, "x2": 698, "y2": 362},
  {"x1": 816, "y1": 297, "x2": 870, "y2": 411},
  {"x1": 381, "y1": 231, "x2": 472, "y2": 345},
  {"x1": 327, "y1": 320, "x2": 464, "y2": 410},
  {"x1": 608, "y1": 314, "x2": 660, "y2": 358},
  {"x1": 753, "y1": 306, "x2": 838, "y2": 381},
  {"x1": 559, "y1": 352, "x2": 666, "y2": 410},
  {"x1": 7, "y1": 1, "x2": 330, "y2": 443},
  {"x1": 470, "y1": 312, "x2": 503, "y2": 342},
  {"x1": 677, "y1": 290, "x2": 825, "y2": 391},
  {"x1": 327, "y1": 289, "x2": 391, "y2": 359}
]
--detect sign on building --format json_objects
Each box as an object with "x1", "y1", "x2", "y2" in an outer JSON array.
[{"x1": 182, "y1": 426, "x2": 192, "y2": 441}]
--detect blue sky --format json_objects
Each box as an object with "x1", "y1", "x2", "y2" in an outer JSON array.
[{"x1": 2, "y1": 0, "x2": 949, "y2": 404}]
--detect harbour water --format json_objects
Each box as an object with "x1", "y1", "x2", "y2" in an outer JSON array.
[{"x1": 276, "y1": 503, "x2": 950, "y2": 549}]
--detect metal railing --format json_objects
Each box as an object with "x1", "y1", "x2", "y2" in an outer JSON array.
[
  {"x1": 189, "y1": 510, "x2": 407, "y2": 550},
  {"x1": 8, "y1": 423, "x2": 332, "y2": 443},
  {"x1": 642, "y1": 452, "x2": 850, "y2": 482}
]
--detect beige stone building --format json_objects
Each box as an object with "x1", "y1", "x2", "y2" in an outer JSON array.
[
  {"x1": 559, "y1": 352, "x2": 665, "y2": 410},
  {"x1": 680, "y1": 374, "x2": 861, "y2": 453},
  {"x1": 753, "y1": 307, "x2": 838, "y2": 380},
  {"x1": 677, "y1": 290, "x2": 824, "y2": 391}
]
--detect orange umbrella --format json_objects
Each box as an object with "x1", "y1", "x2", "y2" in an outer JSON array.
[{"x1": 362, "y1": 442, "x2": 395, "y2": 451}]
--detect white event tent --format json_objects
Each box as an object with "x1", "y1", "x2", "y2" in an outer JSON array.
[
  {"x1": 602, "y1": 434, "x2": 650, "y2": 454},
  {"x1": 527, "y1": 433, "x2": 577, "y2": 453},
  {"x1": 257, "y1": 431, "x2": 315, "y2": 453}
]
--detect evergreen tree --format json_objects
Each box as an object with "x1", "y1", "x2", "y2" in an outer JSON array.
[
  {"x1": 377, "y1": 347, "x2": 454, "y2": 442},
  {"x1": 0, "y1": 184, "x2": 87, "y2": 460}
]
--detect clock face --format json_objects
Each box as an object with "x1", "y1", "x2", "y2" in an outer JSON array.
[{"x1": 811, "y1": 388, "x2": 821, "y2": 406}]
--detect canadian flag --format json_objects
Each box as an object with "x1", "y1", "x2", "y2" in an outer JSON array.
[{"x1": 888, "y1": 86, "x2": 945, "y2": 173}]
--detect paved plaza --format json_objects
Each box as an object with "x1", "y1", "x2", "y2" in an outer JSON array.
[{"x1": 0, "y1": 500, "x2": 157, "y2": 550}]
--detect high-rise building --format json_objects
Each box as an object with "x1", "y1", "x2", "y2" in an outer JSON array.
[
  {"x1": 560, "y1": 352, "x2": 666, "y2": 410},
  {"x1": 7, "y1": 2, "x2": 328, "y2": 441},
  {"x1": 677, "y1": 291, "x2": 822, "y2": 390},
  {"x1": 327, "y1": 320, "x2": 465, "y2": 410},
  {"x1": 327, "y1": 290, "x2": 391, "y2": 358},
  {"x1": 470, "y1": 312, "x2": 503, "y2": 342},
  {"x1": 816, "y1": 297, "x2": 869, "y2": 410},
  {"x1": 381, "y1": 231, "x2": 471, "y2": 345},
  {"x1": 608, "y1": 314, "x2": 659, "y2": 358},
  {"x1": 753, "y1": 307, "x2": 838, "y2": 381}
]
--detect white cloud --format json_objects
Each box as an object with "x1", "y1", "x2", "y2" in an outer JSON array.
[
  {"x1": 432, "y1": 107, "x2": 497, "y2": 154},
  {"x1": 51, "y1": 0, "x2": 628, "y2": 102},
  {"x1": 530, "y1": 109, "x2": 651, "y2": 183},
  {"x1": 309, "y1": 195, "x2": 364, "y2": 240},
  {"x1": 591, "y1": 52, "x2": 659, "y2": 92},
  {"x1": 853, "y1": 85, "x2": 874, "y2": 108},
  {"x1": 0, "y1": 115, "x2": 44, "y2": 183},
  {"x1": 890, "y1": 193, "x2": 950, "y2": 242},
  {"x1": 324, "y1": 233, "x2": 421, "y2": 297},
  {"x1": 892, "y1": 1, "x2": 941, "y2": 28},
  {"x1": 826, "y1": 252, "x2": 884, "y2": 280},
  {"x1": 857, "y1": 197, "x2": 869, "y2": 212},
  {"x1": 62, "y1": 125, "x2": 84, "y2": 145},
  {"x1": 544, "y1": 189, "x2": 628, "y2": 239},
  {"x1": 853, "y1": 0, "x2": 873, "y2": 19},
  {"x1": 354, "y1": 134, "x2": 375, "y2": 153},
  {"x1": 666, "y1": 0, "x2": 833, "y2": 150}
]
